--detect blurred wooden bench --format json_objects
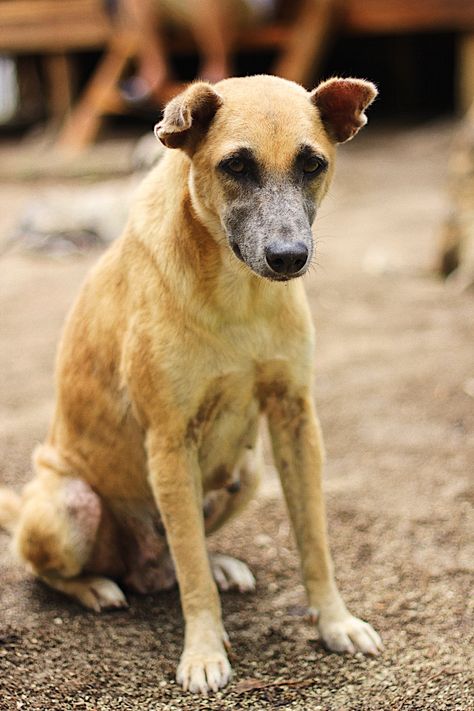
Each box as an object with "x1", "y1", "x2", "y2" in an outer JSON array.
[
  {"x1": 57, "y1": 0, "x2": 474, "y2": 151},
  {"x1": 341, "y1": 0, "x2": 474, "y2": 112},
  {"x1": 0, "y1": 0, "x2": 112, "y2": 123},
  {"x1": 2, "y1": 0, "x2": 474, "y2": 151},
  {"x1": 58, "y1": 0, "x2": 336, "y2": 152}
]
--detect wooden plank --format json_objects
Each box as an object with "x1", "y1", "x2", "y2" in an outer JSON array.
[
  {"x1": 44, "y1": 53, "x2": 73, "y2": 122},
  {"x1": 0, "y1": 0, "x2": 111, "y2": 52},
  {"x1": 165, "y1": 25, "x2": 292, "y2": 53},
  {"x1": 342, "y1": 0, "x2": 474, "y2": 33},
  {"x1": 58, "y1": 34, "x2": 136, "y2": 152},
  {"x1": 0, "y1": 0, "x2": 102, "y2": 23},
  {"x1": 0, "y1": 25, "x2": 111, "y2": 52}
]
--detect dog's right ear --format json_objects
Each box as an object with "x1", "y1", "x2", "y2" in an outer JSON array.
[
  {"x1": 310, "y1": 77, "x2": 377, "y2": 144},
  {"x1": 154, "y1": 82, "x2": 223, "y2": 153}
]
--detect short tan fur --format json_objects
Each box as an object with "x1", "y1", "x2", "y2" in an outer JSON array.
[{"x1": 0, "y1": 74, "x2": 381, "y2": 694}]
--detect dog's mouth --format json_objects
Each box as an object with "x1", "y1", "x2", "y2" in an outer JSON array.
[{"x1": 231, "y1": 242, "x2": 244, "y2": 262}]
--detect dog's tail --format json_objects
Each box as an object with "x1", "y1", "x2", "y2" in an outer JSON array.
[{"x1": 0, "y1": 487, "x2": 21, "y2": 534}]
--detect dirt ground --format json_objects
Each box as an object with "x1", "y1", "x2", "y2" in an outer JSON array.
[{"x1": 0, "y1": 123, "x2": 473, "y2": 710}]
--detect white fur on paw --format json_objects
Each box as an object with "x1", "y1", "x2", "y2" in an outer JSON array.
[
  {"x1": 210, "y1": 553, "x2": 255, "y2": 593},
  {"x1": 75, "y1": 577, "x2": 128, "y2": 612},
  {"x1": 176, "y1": 650, "x2": 231, "y2": 694},
  {"x1": 318, "y1": 614, "x2": 383, "y2": 656}
]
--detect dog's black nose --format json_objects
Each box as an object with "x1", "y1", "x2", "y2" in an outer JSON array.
[{"x1": 265, "y1": 242, "x2": 309, "y2": 275}]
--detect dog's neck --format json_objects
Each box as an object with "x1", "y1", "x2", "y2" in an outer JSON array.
[{"x1": 131, "y1": 152, "x2": 296, "y2": 327}]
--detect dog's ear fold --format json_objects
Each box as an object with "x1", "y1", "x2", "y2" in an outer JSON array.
[
  {"x1": 154, "y1": 82, "x2": 223, "y2": 152},
  {"x1": 310, "y1": 78, "x2": 378, "y2": 144}
]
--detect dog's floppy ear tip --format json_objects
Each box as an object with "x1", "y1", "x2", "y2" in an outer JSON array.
[
  {"x1": 154, "y1": 119, "x2": 189, "y2": 149},
  {"x1": 154, "y1": 102, "x2": 192, "y2": 149},
  {"x1": 154, "y1": 81, "x2": 223, "y2": 150},
  {"x1": 154, "y1": 122, "x2": 163, "y2": 144}
]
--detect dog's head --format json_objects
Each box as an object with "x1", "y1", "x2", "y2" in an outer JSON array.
[{"x1": 155, "y1": 75, "x2": 377, "y2": 281}]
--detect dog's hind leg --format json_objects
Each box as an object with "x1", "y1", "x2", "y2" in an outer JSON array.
[
  {"x1": 204, "y1": 444, "x2": 262, "y2": 593},
  {"x1": 15, "y1": 447, "x2": 127, "y2": 611}
]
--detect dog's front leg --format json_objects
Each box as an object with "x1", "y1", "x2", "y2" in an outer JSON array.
[
  {"x1": 266, "y1": 391, "x2": 383, "y2": 656},
  {"x1": 146, "y1": 433, "x2": 231, "y2": 693}
]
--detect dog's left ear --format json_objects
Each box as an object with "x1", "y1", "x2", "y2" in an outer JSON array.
[
  {"x1": 154, "y1": 82, "x2": 223, "y2": 153},
  {"x1": 310, "y1": 78, "x2": 378, "y2": 144}
]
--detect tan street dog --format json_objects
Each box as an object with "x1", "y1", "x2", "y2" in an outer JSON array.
[{"x1": 0, "y1": 75, "x2": 382, "y2": 694}]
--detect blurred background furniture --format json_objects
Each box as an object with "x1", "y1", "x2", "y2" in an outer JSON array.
[
  {"x1": 58, "y1": 0, "x2": 336, "y2": 151},
  {"x1": 1, "y1": 0, "x2": 474, "y2": 151},
  {"x1": 0, "y1": 0, "x2": 112, "y2": 125},
  {"x1": 340, "y1": 0, "x2": 474, "y2": 112}
]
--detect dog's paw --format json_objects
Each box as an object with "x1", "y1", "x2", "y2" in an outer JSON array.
[
  {"x1": 176, "y1": 649, "x2": 232, "y2": 694},
  {"x1": 210, "y1": 553, "x2": 255, "y2": 593},
  {"x1": 73, "y1": 576, "x2": 128, "y2": 612},
  {"x1": 316, "y1": 612, "x2": 383, "y2": 656}
]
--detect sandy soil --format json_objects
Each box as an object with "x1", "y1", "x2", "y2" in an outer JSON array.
[{"x1": 0, "y1": 123, "x2": 473, "y2": 710}]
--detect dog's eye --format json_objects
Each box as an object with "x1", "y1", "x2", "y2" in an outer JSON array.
[
  {"x1": 226, "y1": 158, "x2": 246, "y2": 175},
  {"x1": 302, "y1": 156, "x2": 325, "y2": 175},
  {"x1": 218, "y1": 151, "x2": 258, "y2": 180}
]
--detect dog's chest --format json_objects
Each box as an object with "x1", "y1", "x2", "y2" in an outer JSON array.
[
  {"x1": 186, "y1": 370, "x2": 260, "y2": 490},
  {"x1": 169, "y1": 309, "x2": 312, "y2": 489}
]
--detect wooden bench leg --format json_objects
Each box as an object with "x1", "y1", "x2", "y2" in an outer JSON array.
[
  {"x1": 272, "y1": 0, "x2": 335, "y2": 87},
  {"x1": 57, "y1": 34, "x2": 136, "y2": 153},
  {"x1": 44, "y1": 53, "x2": 72, "y2": 126}
]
